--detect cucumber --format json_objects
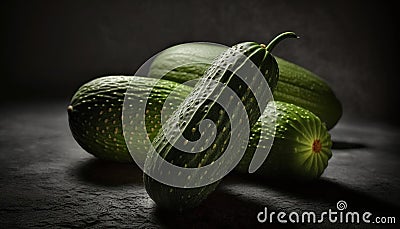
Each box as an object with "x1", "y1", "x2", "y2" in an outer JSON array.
[
  {"x1": 143, "y1": 32, "x2": 297, "y2": 210},
  {"x1": 149, "y1": 43, "x2": 342, "y2": 129},
  {"x1": 68, "y1": 75, "x2": 193, "y2": 163},
  {"x1": 68, "y1": 75, "x2": 332, "y2": 182},
  {"x1": 236, "y1": 101, "x2": 332, "y2": 181}
]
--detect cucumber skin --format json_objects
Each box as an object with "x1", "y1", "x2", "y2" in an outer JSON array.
[
  {"x1": 68, "y1": 76, "x2": 128, "y2": 162},
  {"x1": 68, "y1": 76, "x2": 193, "y2": 163},
  {"x1": 149, "y1": 43, "x2": 342, "y2": 129},
  {"x1": 68, "y1": 75, "x2": 332, "y2": 181},
  {"x1": 236, "y1": 101, "x2": 332, "y2": 181}
]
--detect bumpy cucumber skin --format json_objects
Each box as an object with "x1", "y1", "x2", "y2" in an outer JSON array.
[
  {"x1": 68, "y1": 76, "x2": 193, "y2": 163},
  {"x1": 149, "y1": 43, "x2": 342, "y2": 129},
  {"x1": 143, "y1": 173, "x2": 219, "y2": 211},
  {"x1": 68, "y1": 76, "x2": 128, "y2": 162},
  {"x1": 236, "y1": 101, "x2": 332, "y2": 181}
]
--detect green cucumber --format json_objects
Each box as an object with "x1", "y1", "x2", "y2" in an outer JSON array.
[
  {"x1": 68, "y1": 75, "x2": 332, "y2": 182},
  {"x1": 68, "y1": 75, "x2": 193, "y2": 163},
  {"x1": 143, "y1": 32, "x2": 297, "y2": 210},
  {"x1": 236, "y1": 101, "x2": 332, "y2": 181},
  {"x1": 149, "y1": 43, "x2": 342, "y2": 129}
]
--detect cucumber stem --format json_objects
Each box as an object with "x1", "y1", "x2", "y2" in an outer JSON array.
[{"x1": 265, "y1": 31, "x2": 298, "y2": 52}]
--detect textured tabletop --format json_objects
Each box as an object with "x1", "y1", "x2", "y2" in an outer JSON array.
[{"x1": 0, "y1": 101, "x2": 399, "y2": 228}]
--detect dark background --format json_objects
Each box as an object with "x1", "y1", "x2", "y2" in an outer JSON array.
[{"x1": 2, "y1": 0, "x2": 399, "y2": 124}]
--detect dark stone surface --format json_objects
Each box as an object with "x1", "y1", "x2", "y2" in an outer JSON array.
[{"x1": 1, "y1": 101, "x2": 399, "y2": 228}]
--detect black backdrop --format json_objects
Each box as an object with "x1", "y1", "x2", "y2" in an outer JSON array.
[{"x1": 2, "y1": 0, "x2": 399, "y2": 125}]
